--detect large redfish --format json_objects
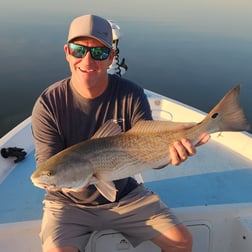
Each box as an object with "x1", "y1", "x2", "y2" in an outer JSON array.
[{"x1": 31, "y1": 85, "x2": 250, "y2": 202}]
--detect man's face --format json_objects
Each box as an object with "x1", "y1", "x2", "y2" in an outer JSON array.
[{"x1": 64, "y1": 37, "x2": 114, "y2": 96}]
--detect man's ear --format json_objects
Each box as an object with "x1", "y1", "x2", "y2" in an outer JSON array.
[
  {"x1": 64, "y1": 44, "x2": 70, "y2": 62},
  {"x1": 108, "y1": 49, "x2": 115, "y2": 64}
]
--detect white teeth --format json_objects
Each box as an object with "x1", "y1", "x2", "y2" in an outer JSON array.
[{"x1": 79, "y1": 67, "x2": 94, "y2": 72}]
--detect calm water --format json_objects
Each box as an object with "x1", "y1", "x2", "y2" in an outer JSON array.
[{"x1": 1, "y1": 0, "x2": 252, "y2": 137}]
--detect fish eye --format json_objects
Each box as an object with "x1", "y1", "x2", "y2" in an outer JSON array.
[
  {"x1": 47, "y1": 171, "x2": 54, "y2": 176},
  {"x1": 43, "y1": 170, "x2": 55, "y2": 177}
]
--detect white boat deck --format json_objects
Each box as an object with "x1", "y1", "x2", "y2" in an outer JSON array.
[{"x1": 0, "y1": 89, "x2": 252, "y2": 252}]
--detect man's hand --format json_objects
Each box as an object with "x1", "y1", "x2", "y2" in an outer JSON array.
[{"x1": 169, "y1": 133, "x2": 210, "y2": 166}]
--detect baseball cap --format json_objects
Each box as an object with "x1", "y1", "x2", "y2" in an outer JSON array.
[{"x1": 67, "y1": 14, "x2": 113, "y2": 48}]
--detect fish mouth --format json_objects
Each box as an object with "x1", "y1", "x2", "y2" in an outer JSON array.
[
  {"x1": 33, "y1": 182, "x2": 75, "y2": 192},
  {"x1": 33, "y1": 182, "x2": 57, "y2": 190}
]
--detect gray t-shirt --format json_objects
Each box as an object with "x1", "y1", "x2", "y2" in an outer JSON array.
[{"x1": 32, "y1": 74, "x2": 152, "y2": 205}]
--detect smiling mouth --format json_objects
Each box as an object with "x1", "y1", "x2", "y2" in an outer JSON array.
[{"x1": 79, "y1": 67, "x2": 95, "y2": 73}]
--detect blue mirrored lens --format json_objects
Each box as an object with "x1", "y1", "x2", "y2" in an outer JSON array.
[{"x1": 68, "y1": 43, "x2": 110, "y2": 61}]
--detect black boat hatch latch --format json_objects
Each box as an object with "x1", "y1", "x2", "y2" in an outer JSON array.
[{"x1": 1, "y1": 147, "x2": 27, "y2": 163}]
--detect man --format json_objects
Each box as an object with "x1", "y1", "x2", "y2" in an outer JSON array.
[{"x1": 32, "y1": 14, "x2": 209, "y2": 252}]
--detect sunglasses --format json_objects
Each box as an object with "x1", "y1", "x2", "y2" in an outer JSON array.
[{"x1": 68, "y1": 43, "x2": 111, "y2": 61}]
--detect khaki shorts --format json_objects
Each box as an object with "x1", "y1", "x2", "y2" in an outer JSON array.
[{"x1": 40, "y1": 184, "x2": 181, "y2": 252}]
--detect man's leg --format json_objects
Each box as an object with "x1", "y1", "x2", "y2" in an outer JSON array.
[
  {"x1": 40, "y1": 200, "x2": 95, "y2": 252},
  {"x1": 151, "y1": 223, "x2": 192, "y2": 252}
]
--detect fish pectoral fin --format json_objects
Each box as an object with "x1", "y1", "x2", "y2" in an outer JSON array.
[{"x1": 94, "y1": 178, "x2": 117, "y2": 202}]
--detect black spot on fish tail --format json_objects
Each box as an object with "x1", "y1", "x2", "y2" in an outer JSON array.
[{"x1": 211, "y1": 112, "x2": 219, "y2": 119}]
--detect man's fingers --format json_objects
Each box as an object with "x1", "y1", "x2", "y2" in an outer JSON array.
[
  {"x1": 169, "y1": 139, "x2": 195, "y2": 166},
  {"x1": 169, "y1": 134, "x2": 210, "y2": 166},
  {"x1": 195, "y1": 133, "x2": 211, "y2": 147},
  {"x1": 181, "y1": 138, "x2": 196, "y2": 156}
]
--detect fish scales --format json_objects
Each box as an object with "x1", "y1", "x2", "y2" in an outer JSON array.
[
  {"x1": 73, "y1": 134, "x2": 169, "y2": 181},
  {"x1": 31, "y1": 85, "x2": 250, "y2": 202}
]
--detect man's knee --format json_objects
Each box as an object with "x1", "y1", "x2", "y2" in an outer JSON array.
[
  {"x1": 151, "y1": 223, "x2": 193, "y2": 251},
  {"x1": 170, "y1": 224, "x2": 192, "y2": 250},
  {"x1": 179, "y1": 225, "x2": 193, "y2": 250}
]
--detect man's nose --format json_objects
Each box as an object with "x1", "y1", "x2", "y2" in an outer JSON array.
[{"x1": 81, "y1": 51, "x2": 93, "y2": 61}]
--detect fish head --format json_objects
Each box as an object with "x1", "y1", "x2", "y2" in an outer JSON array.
[
  {"x1": 30, "y1": 152, "x2": 94, "y2": 191},
  {"x1": 30, "y1": 164, "x2": 61, "y2": 190}
]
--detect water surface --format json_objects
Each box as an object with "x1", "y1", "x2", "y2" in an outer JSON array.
[{"x1": 1, "y1": 0, "x2": 252, "y2": 137}]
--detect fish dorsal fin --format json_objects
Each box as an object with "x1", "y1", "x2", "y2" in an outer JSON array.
[
  {"x1": 91, "y1": 120, "x2": 122, "y2": 139},
  {"x1": 127, "y1": 120, "x2": 196, "y2": 134}
]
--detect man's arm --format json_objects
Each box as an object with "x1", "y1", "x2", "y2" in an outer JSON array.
[{"x1": 32, "y1": 97, "x2": 64, "y2": 166}]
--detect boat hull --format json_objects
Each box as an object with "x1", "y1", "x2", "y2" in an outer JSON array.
[{"x1": 1, "y1": 89, "x2": 252, "y2": 252}]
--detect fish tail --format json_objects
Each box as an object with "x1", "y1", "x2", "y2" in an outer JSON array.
[{"x1": 205, "y1": 85, "x2": 250, "y2": 132}]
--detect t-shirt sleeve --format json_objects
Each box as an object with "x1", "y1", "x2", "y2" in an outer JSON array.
[
  {"x1": 130, "y1": 86, "x2": 153, "y2": 126},
  {"x1": 31, "y1": 96, "x2": 64, "y2": 166}
]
